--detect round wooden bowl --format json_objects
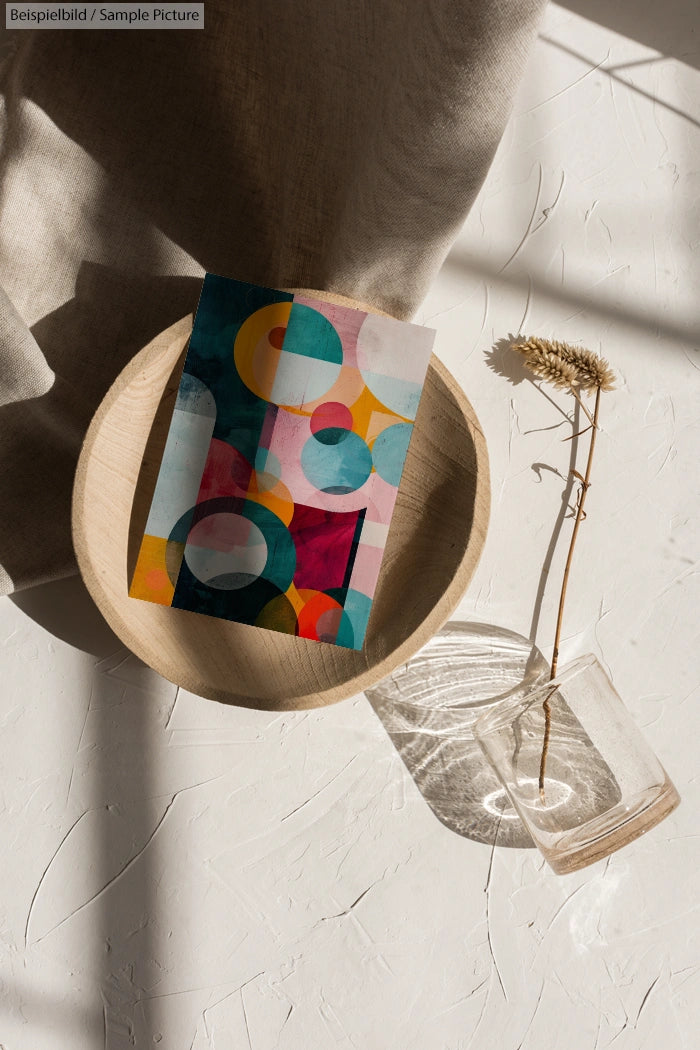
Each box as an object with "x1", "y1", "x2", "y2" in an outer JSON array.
[{"x1": 72, "y1": 291, "x2": 490, "y2": 710}]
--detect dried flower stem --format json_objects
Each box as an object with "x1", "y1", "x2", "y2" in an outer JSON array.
[
  {"x1": 510, "y1": 336, "x2": 615, "y2": 805},
  {"x1": 538, "y1": 385, "x2": 602, "y2": 801},
  {"x1": 569, "y1": 387, "x2": 596, "y2": 428},
  {"x1": 538, "y1": 687, "x2": 557, "y2": 801}
]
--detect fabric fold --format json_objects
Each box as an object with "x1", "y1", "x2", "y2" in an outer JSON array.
[
  {"x1": 0, "y1": 0, "x2": 547, "y2": 593},
  {"x1": 0, "y1": 286, "x2": 54, "y2": 407}
]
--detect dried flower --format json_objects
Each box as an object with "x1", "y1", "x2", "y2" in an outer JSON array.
[
  {"x1": 513, "y1": 336, "x2": 616, "y2": 392},
  {"x1": 513, "y1": 343, "x2": 579, "y2": 389}
]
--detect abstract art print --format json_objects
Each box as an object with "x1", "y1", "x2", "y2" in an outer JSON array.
[{"x1": 129, "y1": 275, "x2": 435, "y2": 649}]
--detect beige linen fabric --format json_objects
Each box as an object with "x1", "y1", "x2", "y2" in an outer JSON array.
[{"x1": 0, "y1": 1, "x2": 546, "y2": 594}]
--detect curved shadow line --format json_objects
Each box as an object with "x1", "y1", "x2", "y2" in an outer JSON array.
[
  {"x1": 540, "y1": 35, "x2": 700, "y2": 125},
  {"x1": 444, "y1": 254, "x2": 699, "y2": 350}
]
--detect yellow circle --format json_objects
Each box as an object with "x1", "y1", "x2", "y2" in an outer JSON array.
[{"x1": 234, "y1": 301, "x2": 293, "y2": 399}]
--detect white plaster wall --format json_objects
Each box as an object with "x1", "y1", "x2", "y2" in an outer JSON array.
[{"x1": 1, "y1": 4, "x2": 699, "y2": 1047}]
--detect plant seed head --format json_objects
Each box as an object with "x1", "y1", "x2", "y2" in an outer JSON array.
[{"x1": 512, "y1": 337, "x2": 616, "y2": 391}]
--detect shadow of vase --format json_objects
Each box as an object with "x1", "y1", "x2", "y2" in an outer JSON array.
[{"x1": 365, "y1": 620, "x2": 550, "y2": 848}]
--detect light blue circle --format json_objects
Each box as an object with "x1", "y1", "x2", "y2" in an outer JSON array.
[
  {"x1": 372, "y1": 423, "x2": 413, "y2": 486},
  {"x1": 301, "y1": 430, "x2": 373, "y2": 494},
  {"x1": 327, "y1": 588, "x2": 373, "y2": 649}
]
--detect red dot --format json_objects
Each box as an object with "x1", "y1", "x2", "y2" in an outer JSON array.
[
  {"x1": 269, "y1": 326, "x2": 287, "y2": 349},
  {"x1": 310, "y1": 402, "x2": 353, "y2": 435}
]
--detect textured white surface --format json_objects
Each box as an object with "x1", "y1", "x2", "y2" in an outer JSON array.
[{"x1": 1, "y1": 4, "x2": 699, "y2": 1047}]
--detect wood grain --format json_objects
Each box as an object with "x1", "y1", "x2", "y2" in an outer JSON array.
[{"x1": 72, "y1": 292, "x2": 490, "y2": 709}]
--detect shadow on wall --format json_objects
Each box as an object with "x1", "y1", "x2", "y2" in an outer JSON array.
[
  {"x1": 0, "y1": 265, "x2": 202, "y2": 592},
  {"x1": 555, "y1": 0, "x2": 700, "y2": 69},
  {"x1": 10, "y1": 574, "x2": 179, "y2": 1044},
  {"x1": 441, "y1": 248, "x2": 700, "y2": 351}
]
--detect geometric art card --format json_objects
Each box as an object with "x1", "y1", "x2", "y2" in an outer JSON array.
[{"x1": 129, "y1": 274, "x2": 435, "y2": 649}]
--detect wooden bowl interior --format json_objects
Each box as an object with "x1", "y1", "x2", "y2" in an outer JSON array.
[{"x1": 73, "y1": 308, "x2": 489, "y2": 710}]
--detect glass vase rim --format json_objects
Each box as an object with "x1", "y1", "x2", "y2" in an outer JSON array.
[{"x1": 473, "y1": 652, "x2": 601, "y2": 737}]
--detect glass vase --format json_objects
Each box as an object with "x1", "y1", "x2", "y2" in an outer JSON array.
[{"x1": 473, "y1": 654, "x2": 680, "y2": 874}]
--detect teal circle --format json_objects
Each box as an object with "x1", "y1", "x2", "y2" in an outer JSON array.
[
  {"x1": 301, "y1": 431, "x2": 372, "y2": 494},
  {"x1": 243, "y1": 499, "x2": 297, "y2": 591},
  {"x1": 314, "y1": 426, "x2": 348, "y2": 446},
  {"x1": 266, "y1": 303, "x2": 344, "y2": 407},
  {"x1": 184, "y1": 512, "x2": 268, "y2": 590},
  {"x1": 175, "y1": 498, "x2": 296, "y2": 593},
  {"x1": 254, "y1": 446, "x2": 281, "y2": 481},
  {"x1": 284, "y1": 303, "x2": 343, "y2": 365},
  {"x1": 326, "y1": 588, "x2": 373, "y2": 649},
  {"x1": 372, "y1": 423, "x2": 413, "y2": 486}
]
